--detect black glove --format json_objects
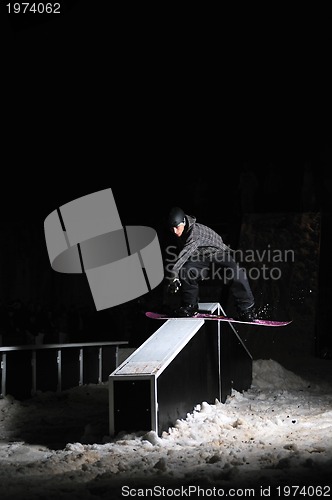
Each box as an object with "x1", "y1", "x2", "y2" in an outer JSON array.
[{"x1": 167, "y1": 278, "x2": 181, "y2": 294}]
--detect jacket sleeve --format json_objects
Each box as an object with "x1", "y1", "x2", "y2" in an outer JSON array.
[{"x1": 169, "y1": 230, "x2": 200, "y2": 278}]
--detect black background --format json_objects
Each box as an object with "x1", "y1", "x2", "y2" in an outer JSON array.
[{"x1": 1, "y1": 1, "x2": 331, "y2": 223}]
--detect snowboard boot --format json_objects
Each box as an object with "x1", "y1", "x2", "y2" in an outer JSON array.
[
  {"x1": 237, "y1": 303, "x2": 257, "y2": 322},
  {"x1": 173, "y1": 304, "x2": 199, "y2": 317}
]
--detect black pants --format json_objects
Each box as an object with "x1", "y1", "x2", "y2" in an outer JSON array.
[{"x1": 179, "y1": 251, "x2": 254, "y2": 310}]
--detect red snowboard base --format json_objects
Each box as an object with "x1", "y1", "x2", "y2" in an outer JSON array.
[{"x1": 145, "y1": 311, "x2": 292, "y2": 327}]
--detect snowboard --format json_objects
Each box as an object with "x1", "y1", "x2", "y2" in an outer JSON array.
[{"x1": 145, "y1": 311, "x2": 292, "y2": 327}]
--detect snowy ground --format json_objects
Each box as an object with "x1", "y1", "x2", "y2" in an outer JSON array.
[{"x1": 1, "y1": 358, "x2": 332, "y2": 499}]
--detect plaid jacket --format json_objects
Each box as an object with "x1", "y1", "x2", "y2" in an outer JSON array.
[{"x1": 168, "y1": 214, "x2": 230, "y2": 278}]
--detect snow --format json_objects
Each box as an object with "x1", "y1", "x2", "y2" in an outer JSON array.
[{"x1": 1, "y1": 359, "x2": 332, "y2": 499}]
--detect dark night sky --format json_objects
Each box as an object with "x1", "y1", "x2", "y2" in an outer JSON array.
[{"x1": 1, "y1": 3, "x2": 332, "y2": 228}]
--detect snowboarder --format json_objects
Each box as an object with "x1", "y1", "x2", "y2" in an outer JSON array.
[{"x1": 165, "y1": 207, "x2": 256, "y2": 320}]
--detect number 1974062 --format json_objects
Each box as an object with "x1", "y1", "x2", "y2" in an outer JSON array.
[{"x1": 6, "y1": 3, "x2": 60, "y2": 14}]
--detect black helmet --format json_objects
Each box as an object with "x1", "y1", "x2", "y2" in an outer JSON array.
[{"x1": 167, "y1": 207, "x2": 186, "y2": 227}]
